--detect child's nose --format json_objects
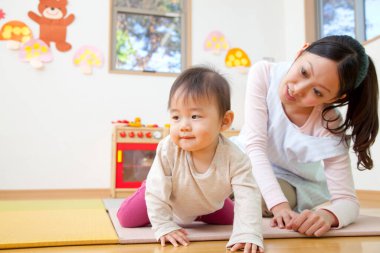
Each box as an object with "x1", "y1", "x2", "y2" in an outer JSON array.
[{"x1": 180, "y1": 119, "x2": 191, "y2": 131}]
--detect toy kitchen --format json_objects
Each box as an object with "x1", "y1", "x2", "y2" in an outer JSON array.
[{"x1": 110, "y1": 118, "x2": 169, "y2": 198}]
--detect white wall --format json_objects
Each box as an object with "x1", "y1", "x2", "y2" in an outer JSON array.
[
  {"x1": 352, "y1": 40, "x2": 380, "y2": 190},
  {"x1": 1, "y1": 0, "x2": 379, "y2": 191},
  {"x1": 0, "y1": 0, "x2": 288, "y2": 190}
]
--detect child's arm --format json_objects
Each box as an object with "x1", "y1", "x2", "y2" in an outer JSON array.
[
  {"x1": 145, "y1": 138, "x2": 188, "y2": 245},
  {"x1": 227, "y1": 151, "x2": 264, "y2": 250}
]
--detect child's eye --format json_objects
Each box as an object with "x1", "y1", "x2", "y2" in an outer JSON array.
[
  {"x1": 192, "y1": 115, "x2": 201, "y2": 119},
  {"x1": 171, "y1": 115, "x2": 179, "y2": 121},
  {"x1": 313, "y1": 87, "x2": 323, "y2": 97}
]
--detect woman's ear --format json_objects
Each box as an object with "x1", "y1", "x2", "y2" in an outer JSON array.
[
  {"x1": 295, "y1": 42, "x2": 310, "y2": 59},
  {"x1": 221, "y1": 110, "x2": 234, "y2": 131}
]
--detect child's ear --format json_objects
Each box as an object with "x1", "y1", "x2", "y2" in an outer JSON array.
[{"x1": 221, "y1": 110, "x2": 234, "y2": 131}]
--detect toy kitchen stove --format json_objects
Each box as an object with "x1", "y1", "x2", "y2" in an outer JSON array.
[{"x1": 111, "y1": 125, "x2": 169, "y2": 198}]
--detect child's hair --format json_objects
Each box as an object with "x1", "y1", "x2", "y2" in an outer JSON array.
[
  {"x1": 305, "y1": 35, "x2": 379, "y2": 170},
  {"x1": 168, "y1": 66, "x2": 231, "y2": 118}
]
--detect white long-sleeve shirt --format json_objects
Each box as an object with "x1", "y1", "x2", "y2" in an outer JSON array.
[
  {"x1": 238, "y1": 61, "x2": 359, "y2": 228},
  {"x1": 145, "y1": 135, "x2": 263, "y2": 248}
]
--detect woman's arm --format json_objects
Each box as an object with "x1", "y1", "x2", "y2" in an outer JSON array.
[
  {"x1": 289, "y1": 153, "x2": 359, "y2": 236},
  {"x1": 321, "y1": 153, "x2": 360, "y2": 227},
  {"x1": 243, "y1": 62, "x2": 288, "y2": 210}
]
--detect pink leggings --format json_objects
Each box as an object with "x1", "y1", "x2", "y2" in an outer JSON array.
[{"x1": 117, "y1": 181, "x2": 234, "y2": 228}]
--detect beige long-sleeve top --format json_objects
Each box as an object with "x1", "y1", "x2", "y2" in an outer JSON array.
[{"x1": 145, "y1": 135, "x2": 263, "y2": 248}]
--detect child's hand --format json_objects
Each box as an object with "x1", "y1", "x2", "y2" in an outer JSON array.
[
  {"x1": 229, "y1": 243, "x2": 264, "y2": 253},
  {"x1": 159, "y1": 228, "x2": 189, "y2": 247},
  {"x1": 270, "y1": 202, "x2": 298, "y2": 229},
  {"x1": 288, "y1": 209, "x2": 337, "y2": 236}
]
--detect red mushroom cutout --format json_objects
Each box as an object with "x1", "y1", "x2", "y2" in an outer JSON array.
[
  {"x1": 0, "y1": 21, "x2": 33, "y2": 50},
  {"x1": 19, "y1": 39, "x2": 53, "y2": 69},
  {"x1": 225, "y1": 48, "x2": 251, "y2": 74},
  {"x1": 204, "y1": 31, "x2": 229, "y2": 54},
  {"x1": 73, "y1": 46, "x2": 104, "y2": 75},
  {"x1": 0, "y1": 9, "x2": 6, "y2": 20}
]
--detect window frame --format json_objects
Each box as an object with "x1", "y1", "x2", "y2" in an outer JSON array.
[
  {"x1": 109, "y1": 0, "x2": 192, "y2": 77},
  {"x1": 305, "y1": 0, "x2": 379, "y2": 43}
]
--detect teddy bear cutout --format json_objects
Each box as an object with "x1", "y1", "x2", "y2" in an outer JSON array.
[{"x1": 28, "y1": 0, "x2": 75, "y2": 52}]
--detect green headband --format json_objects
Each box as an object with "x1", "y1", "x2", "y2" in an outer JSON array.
[{"x1": 353, "y1": 39, "x2": 369, "y2": 88}]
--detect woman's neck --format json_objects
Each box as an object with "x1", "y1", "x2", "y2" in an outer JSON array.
[{"x1": 282, "y1": 104, "x2": 314, "y2": 127}]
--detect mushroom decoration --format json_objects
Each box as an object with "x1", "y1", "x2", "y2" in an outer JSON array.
[
  {"x1": 73, "y1": 46, "x2": 104, "y2": 75},
  {"x1": 225, "y1": 48, "x2": 251, "y2": 73},
  {"x1": 19, "y1": 39, "x2": 53, "y2": 69},
  {"x1": 0, "y1": 21, "x2": 33, "y2": 50},
  {"x1": 204, "y1": 31, "x2": 229, "y2": 54}
]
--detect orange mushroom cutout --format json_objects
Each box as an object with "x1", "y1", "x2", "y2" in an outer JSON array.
[
  {"x1": 225, "y1": 48, "x2": 251, "y2": 74},
  {"x1": 19, "y1": 39, "x2": 53, "y2": 69},
  {"x1": 73, "y1": 46, "x2": 104, "y2": 75},
  {"x1": 0, "y1": 20, "x2": 33, "y2": 50},
  {"x1": 204, "y1": 31, "x2": 229, "y2": 54}
]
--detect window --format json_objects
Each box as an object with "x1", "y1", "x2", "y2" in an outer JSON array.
[
  {"x1": 109, "y1": 0, "x2": 191, "y2": 76},
  {"x1": 316, "y1": 0, "x2": 380, "y2": 42}
]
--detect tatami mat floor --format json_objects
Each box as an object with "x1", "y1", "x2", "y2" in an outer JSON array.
[{"x1": 0, "y1": 198, "x2": 379, "y2": 253}]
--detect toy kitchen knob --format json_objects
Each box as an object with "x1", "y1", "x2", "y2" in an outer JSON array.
[
  {"x1": 129, "y1": 132, "x2": 135, "y2": 138},
  {"x1": 119, "y1": 131, "x2": 126, "y2": 138},
  {"x1": 153, "y1": 131, "x2": 162, "y2": 139},
  {"x1": 145, "y1": 132, "x2": 152, "y2": 138},
  {"x1": 137, "y1": 131, "x2": 144, "y2": 138}
]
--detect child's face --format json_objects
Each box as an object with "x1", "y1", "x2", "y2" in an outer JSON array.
[
  {"x1": 169, "y1": 92, "x2": 223, "y2": 154},
  {"x1": 279, "y1": 52, "x2": 341, "y2": 111}
]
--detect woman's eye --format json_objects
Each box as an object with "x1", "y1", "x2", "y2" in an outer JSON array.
[
  {"x1": 313, "y1": 88, "x2": 323, "y2": 97},
  {"x1": 301, "y1": 67, "x2": 308, "y2": 77}
]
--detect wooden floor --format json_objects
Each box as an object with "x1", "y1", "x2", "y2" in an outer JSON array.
[{"x1": 1, "y1": 199, "x2": 378, "y2": 253}]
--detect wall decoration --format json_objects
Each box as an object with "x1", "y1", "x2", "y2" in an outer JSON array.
[
  {"x1": 0, "y1": 20, "x2": 33, "y2": 50},
  {"x1": 0, "y1": 9, "x2": 5, "y2": 20},
  {"x1": 28, "y1": 0, "x2": 75, "y2": 52},
  {"x1": 73, "y1": 46, "x2": 104, "y2": 75},
  {"x1": 204, "y1": 31, "x2": 229, "y2": 54},
  {"x1": 225, "y1": 48, "x2": 251, "y2": 73},
  {"x1": 19, "y1": 39, "x2": 53, "y2": 69}
]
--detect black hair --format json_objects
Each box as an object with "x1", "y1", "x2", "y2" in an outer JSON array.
[
  {"x1": 305, "y1": 35, "x2": 379, "y2": 170},
  {"x1": 168, "y1": 66, "x2": 231, "y2": 118}
]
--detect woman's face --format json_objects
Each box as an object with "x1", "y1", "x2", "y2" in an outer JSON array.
[{"x1": 279, "y1": 52, "x2": 341, "y2": 110}]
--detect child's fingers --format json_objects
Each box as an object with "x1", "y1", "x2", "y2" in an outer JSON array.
[
  {"x1": 258, "y1": 246, "x2": 264, "y2": 253},
  {"x1": 171, "y1": 232, "x2": 189, "y2": 246},
  {"x1": 179, "y1": 228, "x2": 189, "y2": 235},
  {"x1": 243, "y1": 242, "x2": 252, "y2": 253},
  {"x1": 230, "y1": 243, "x2": 244, "y2": 251},
  {"x1": 166, "y1": 235, "x2": 179, "y2": 247},
  {"x1": 160, "y1": 237, "x2": 166, "y2": 247}
]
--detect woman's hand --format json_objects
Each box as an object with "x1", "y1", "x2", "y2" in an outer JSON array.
[
  {"x1": 289, "y1": 209, "x2": 338, "y2": 236},
  {"x1": 230, "y1": 243, "x2": 264, "y2": 253},
  {"x1": 159, "y1": 228, "x2": 189, "y2": 247},
  {"x1": 270, "y1": 202, "x2": 298, "y2": 229}
]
